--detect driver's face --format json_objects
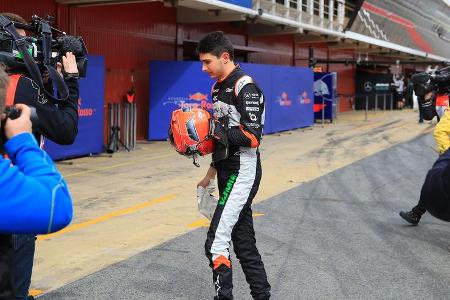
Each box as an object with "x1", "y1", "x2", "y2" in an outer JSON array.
[{"x1": 199, "y1": 52, "x2": 225, "y2": 79}]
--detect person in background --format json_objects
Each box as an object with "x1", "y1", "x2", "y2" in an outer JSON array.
[{"x1": 399, "y1": 108, "x2": 450, "y2": 224}]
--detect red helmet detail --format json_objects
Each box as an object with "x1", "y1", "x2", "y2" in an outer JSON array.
[{"x1": 168, "y1": 107, "x2": 214, "y2": 157}]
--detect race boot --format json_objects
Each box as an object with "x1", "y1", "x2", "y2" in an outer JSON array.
[{"x1": 213, "y1": 256, "x2": 233, "y2": 300}]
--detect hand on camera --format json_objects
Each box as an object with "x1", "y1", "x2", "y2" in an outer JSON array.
[
  {"x1": 4, "y1": 104, "x2": 32, "y2": 139},
  {"x1": 57, "y1": 52, "x2": 79, "y2": 78}
]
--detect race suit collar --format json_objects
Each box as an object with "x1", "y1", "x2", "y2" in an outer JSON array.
[{"x1": 217, "y1": 64, "x2": 240, "y2": 83}]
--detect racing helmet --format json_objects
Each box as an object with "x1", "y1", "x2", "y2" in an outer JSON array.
[{"x1": 168, "y1": 107, "x2": 214, "y2": 157}]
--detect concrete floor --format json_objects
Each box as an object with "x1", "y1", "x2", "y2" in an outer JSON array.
[
  {"x1": 41, "y1": 133, "x2": 450, "y2": 300},
  {"x1": 31, "y1": 110, "x2": 435, "y2": 297}
]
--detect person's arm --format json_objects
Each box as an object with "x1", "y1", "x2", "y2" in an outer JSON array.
[
  {"x1": 198, "y1": 165, "x2": 217, "y2": 188},
  {"x1": 14, "y1": 52, "x2": 79, "y2": 145},
  {"x1": 0, "y1": 105, "x2": 72, "y2": 234},
  {"x1": 434, "y1": 110, "x2": 450, "y2": 154},
  {"x1": 226, "y1": 82, "x2": 264, "y2": 148}
]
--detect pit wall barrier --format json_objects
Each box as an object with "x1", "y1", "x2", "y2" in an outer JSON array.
[{"x1": 148, "y1": 61, "x2": 314, "y2": 140}]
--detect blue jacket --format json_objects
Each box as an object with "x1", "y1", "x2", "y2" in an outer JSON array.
[{"x1": 0, "y1": 133, "x2": 73, "y2": 234}]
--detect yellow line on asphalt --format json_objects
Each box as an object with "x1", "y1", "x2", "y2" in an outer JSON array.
[
  {"x1": 29, "y1": 289, "x2": 44, "y2": 297},
  {"x1": 64, "y1": 153, "x2": 175, "y2": 178},
  {"x1": 187, "y1": 213, "x2": 265, "y2": 229},
  {"x1": 37, "y1": 194, "x2": 177, "y2": 241}
]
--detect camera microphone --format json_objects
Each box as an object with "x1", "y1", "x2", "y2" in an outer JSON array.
[{"x1": 56, "y1": 35, "x2": 84, "y2": 56}]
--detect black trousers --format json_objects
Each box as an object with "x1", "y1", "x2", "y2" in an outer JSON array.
[
  {"x1": 413, "y1": 148, "x2": 450, "y2": 221},
  {"x1": 205, "y1": 156, "x2": 270, "y2": 300},
  {"x1": 0, "y1": 235, "x2": 14, "y2": 299}
]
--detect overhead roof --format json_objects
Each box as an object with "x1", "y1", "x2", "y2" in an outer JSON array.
[
  {"x1": 348, "y1": 0, "x2": 450, "y2": 60},
  {"x1": 55, "y1": 0, "x2": 450, "y2": 62}
]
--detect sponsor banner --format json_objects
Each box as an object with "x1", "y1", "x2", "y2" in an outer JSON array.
[
  {"x1": 219, "y1": 0, "x2": 252, "y2": 8},
  {"x1": 267, "y1": 65, "x2": 314, "y2": 133},
  {"x1": 355, "y1": 70, "x2": 393, "y2": 109},
  {"x1": 148, "y1": 61, "x2": 314, "y2": 140},
  {"x1": 314, "y1": 72, "x2": 336, "y2": 120},
  {"x1": 356, "y1": 70, "x2": 392, "y2": 95},
  {"x1": 45, "y1": 55, "x2": 105, "y2": 160},
  {"x1": 148, "y1": 61, "x2": 212, "y2": 140}
]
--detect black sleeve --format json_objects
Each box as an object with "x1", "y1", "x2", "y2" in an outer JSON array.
[
  {"x1": 226, "y1": 83, "x2": 264, "y2": 148},
  {"x1": 14, "y1": 77, "x2": 79, "y2": 145}
]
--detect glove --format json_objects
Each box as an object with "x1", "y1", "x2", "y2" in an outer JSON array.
[
  {"x1": 210, "y1": 119, "x2": 229, "y2": 163},
  {"x1": 197, "y1": 179, "x2": 218, "y2": 220}
]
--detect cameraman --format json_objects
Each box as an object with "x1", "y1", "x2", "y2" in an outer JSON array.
[
  {"x1": 0, "y1": 13, "x2": 80, "y2": 300},
  {"x1": 0, "y1": 67, "x2": 73, "y2": 299},
  {"x1": 399, "y1": 108, "x2": 450, "y2": 225}
]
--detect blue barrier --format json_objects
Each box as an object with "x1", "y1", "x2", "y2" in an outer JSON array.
[
  {"x1": 148, "y1": 61, "x2": 212, "y2": 140},
  {"x1": 264, "y1": 65, "x2": 313, "y2": 133},
  {"x1": 148, "y1": 61, "x2": 314, "y2": 140},
  {"x1": 45, "y1": 55, "x2": 105, "y2": 160}
]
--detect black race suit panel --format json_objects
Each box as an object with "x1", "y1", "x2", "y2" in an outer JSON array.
[
  {"x1": 205, "y1": 67, "x2": 270, "y2": 300},
  {"x1": 11, "y1": 75, "x2": 79, "y2": 299}
]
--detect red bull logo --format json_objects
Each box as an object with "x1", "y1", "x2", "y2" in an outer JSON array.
[
  {"x1": 189, "y1": 92, "x2": 208, "y2": 101},
  {"x1": 78, "y1": 98, "x2": 95, "y2": 117},
  {"x1": 313, "y1": 104, "x2": 326, "y2": 112},
  {"x1": 299, "y1": 91, "x2": 311, "y2": 104},
  {"x1": 164, "y1": 92, "x2": 212, "y2": 110},
  {"x1": 277, "y1": 92, "x2": 292, "y2": 106}
]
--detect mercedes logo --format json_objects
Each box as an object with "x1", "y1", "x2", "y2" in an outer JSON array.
[{"x1": 364, "y1": 81, "x2": 373, "y2": 92}]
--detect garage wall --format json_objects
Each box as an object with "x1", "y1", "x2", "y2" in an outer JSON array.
[
  {"x1": 70, "y1": 2, "x2": 176, "y2": 140},
  {"x1": 1, "y1": 1, "x2": 356, "y2": 141},
  {"x1": 0, "y1": 0, "x2": 56, "y2": 21}
]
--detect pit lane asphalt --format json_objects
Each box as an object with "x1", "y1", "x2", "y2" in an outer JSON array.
[{"x1": 40, "y1": 133, "x2": 450, "y2": 299}]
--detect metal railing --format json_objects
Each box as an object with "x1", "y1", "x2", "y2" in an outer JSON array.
[
  {"x1": 353, "y1": 93, "x2": 394, "y2": 121},
  {"x1": 253, "y1": 0, "x2": 345, "y2": 31}
]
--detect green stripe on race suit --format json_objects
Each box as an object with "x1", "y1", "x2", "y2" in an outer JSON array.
[{"x1": 218, "y1": 174, "x2": 237, "y2": 206}]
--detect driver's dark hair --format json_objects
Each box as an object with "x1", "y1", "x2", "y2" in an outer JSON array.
[{"x1": 197, "y1": 31, "x2": 234, "y2": 61}]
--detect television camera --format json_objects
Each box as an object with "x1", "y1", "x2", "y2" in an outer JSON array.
[
  {"x1": 411, "y1": 64, "x2": 450, "y2": 97},
  {"x1": 0, "y1": 14, "x2": 88, "y2": 102}
]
